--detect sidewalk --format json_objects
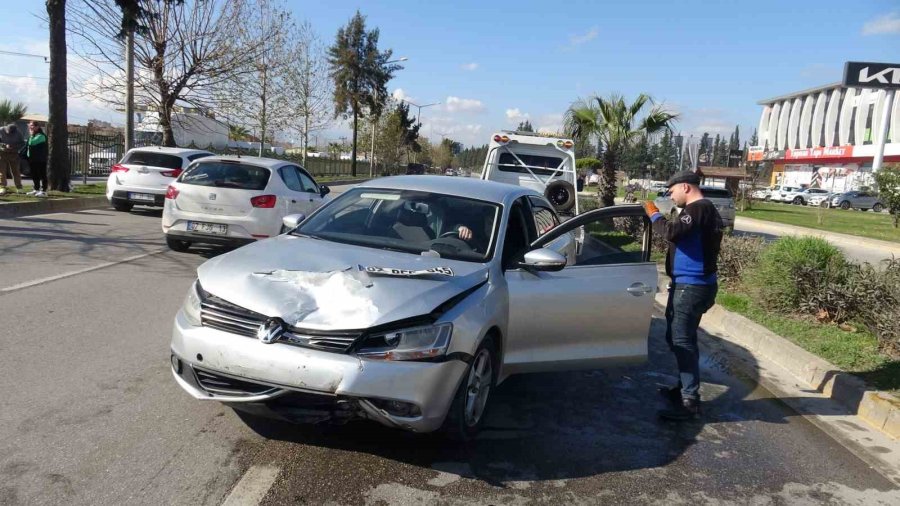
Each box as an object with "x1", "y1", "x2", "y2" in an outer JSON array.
[{"x1": 735, "y1": 216, "x2": 900, "y2": 263}]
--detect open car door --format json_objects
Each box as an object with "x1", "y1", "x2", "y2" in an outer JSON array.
[{"x1": 503, "y1": 205, "x2": 658, "y2": 375}]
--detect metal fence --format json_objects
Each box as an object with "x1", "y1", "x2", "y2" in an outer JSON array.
[{"x1": 66, "y1": 128, "x2": 385, "y2": 179}]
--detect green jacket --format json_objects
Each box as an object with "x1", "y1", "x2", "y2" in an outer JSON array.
[{"x1": 27, "y1": 132, "x2": 48, "y2": 163}]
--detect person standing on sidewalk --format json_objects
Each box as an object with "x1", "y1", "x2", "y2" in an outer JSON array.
[
  {"x1": 643, "y1": 170, "x2": 723, "y2": 421},
  {"x1": 25, "y1": 122, "x2": 49, "y2": 197},
  {"x1": 0, "y1": 124, "x2": 25, "y2": 195}
]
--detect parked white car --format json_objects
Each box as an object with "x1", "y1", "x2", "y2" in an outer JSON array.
[
  {"x1": 751, "y1": 186, "x2": 773, "y2": 200},
  {"x1": 772, "y1": 186, "x2": 804, "y2": 204},
  {"x1": 161, "y1": 156, "x2": 330, "y2": 251},
  {"x1": 795, "y1": 188, "x2": 830, "y2": 206},
  {"x1": 107, "y1": 147, "x2": 213, "y2": 211}
]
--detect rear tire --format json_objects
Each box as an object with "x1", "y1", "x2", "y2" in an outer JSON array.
[
  {"x1": 792, "y1": 197, "x2": 803, "y2": 205},
  {"x1": 113, "y1": 201, "x2": 133, "y2": 212},
  {"x1": 166, "y1": 236, "x2": 191, "y2": 252},
  {"x1": 873, "y1": 203, "x2": 884, "y2": 213},
  {"x1": 839, "y1": 201, "x2": 850, "y2": 210},
  {"x1": 443, "y1": 336, "x2": 496, "y2": 441},
  {"x1": 544, "y1": 181, "x2": 576, "y2": 213}
]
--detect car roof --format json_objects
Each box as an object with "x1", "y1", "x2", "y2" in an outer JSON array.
[
  {"x1": 128, "y1": 146, "x2": 212, "y2": 156},
  {"x1": 357, "y1": 175, "x2": 540, "y2": 204},
  {"x1": 191, "y1": 155, "x2": 290, "y2": 169}
]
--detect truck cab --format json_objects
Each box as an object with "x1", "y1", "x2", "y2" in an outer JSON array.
[{"x1": 480, "y1": 131, "x2": 579, "y2": 215}]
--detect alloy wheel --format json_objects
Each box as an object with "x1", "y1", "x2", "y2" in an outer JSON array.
[{"x1": 464, "y1": 348, "x2": 493, "y2": 427}]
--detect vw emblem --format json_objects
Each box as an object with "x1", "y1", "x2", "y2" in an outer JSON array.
[
  {"x1": 256, "y1": 318, "x2": 284, "y2": 344},
  {"x1": 209, "y1": 193, "x2": 217, "y2": 200}
]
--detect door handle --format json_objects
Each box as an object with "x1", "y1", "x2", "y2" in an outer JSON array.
[{"x1": 626, "y1": 283, "x2": 653, "y2": 296}]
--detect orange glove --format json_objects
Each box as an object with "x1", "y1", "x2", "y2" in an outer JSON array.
[{"x1": 643, "y1": 201, "x2": 660, "y2": 216}]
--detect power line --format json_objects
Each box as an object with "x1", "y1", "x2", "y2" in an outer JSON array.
[{"x1": 0, "y1": 49, "x2": 50, "y2": 62}]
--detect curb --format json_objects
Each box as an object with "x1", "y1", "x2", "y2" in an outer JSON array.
[
  {"x1": 0, "y1": 196, "x2": 110, "y2": 219},
  {"x1": 654, "y1": 290, "x2": 900, "y2": 440}
]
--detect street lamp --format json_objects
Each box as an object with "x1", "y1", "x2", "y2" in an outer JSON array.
[{"x1": 370, "y1": 56, "x2": 409, "y2": 177}]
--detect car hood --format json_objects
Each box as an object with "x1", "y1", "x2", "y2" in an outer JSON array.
[{"x1": 197, "y1": 235, "x2": 490, "y2": 330}]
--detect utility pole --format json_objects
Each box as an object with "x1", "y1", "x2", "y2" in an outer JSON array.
[{"x1": 124, "y1": 27, "x2": 135, "y2": 151}]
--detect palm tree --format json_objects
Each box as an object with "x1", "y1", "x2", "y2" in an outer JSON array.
[
  {"x1": 228, "y1": 124, "x2": 250, "y2": 141},
  {"x1": 565, "y1": 93, "x2": 678, "y2": 207},
  {"x1": 0, "y1": 100, "x2": 27, "y2": 125}
]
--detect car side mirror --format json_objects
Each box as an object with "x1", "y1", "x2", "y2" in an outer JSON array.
[
  {"x1": 282, "y1": 213, "x2": 305, "y2": 231},
  {"x1": 319, "y1": 185, "x2": 330, "y2": 197},
  {"x1": 518, "y1": 248, "x2": 567, "y2": 272}
]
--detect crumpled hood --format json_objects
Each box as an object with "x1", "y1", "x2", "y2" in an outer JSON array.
[{"x1": 197, "y1": 235, "x2": 489, "y2": 330}]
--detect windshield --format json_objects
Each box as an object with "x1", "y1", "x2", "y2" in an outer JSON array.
[
  {"x1": 123, "y1": 151, "x2": 183, "y2": 169},
  {"x1": 178, "y1": 161, "x2": 270, "y2": 190},
  {"x1": 297, "y1": 188, "x2": 500, "y2": 262}
]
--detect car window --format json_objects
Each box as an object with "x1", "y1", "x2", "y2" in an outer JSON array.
[
  {"x1": 701, "y1": 188, "x2": 733, "y2": 199},
  {"x1": 296, "y1": 169, "x2": 319, "y2": 193},
  {"x1": 187, "y1": 153, "x2": 213, "y2": 162},
  {"x1": 577, "y1": 215, "x2": 646, "y2": 266},
  {"x1": 858, "y1": 192, "x2": 870, "y2": 197},
  {"x1": 179, "y1": 162, "x2": 270, "y2": 190},
  {"x1": 122, "y1": 151, "x2": 182, "y2": 169},
  {"x1": 297, "y1": 187, "x2": 500, "y2": 263},
  {"x1": 497, "y1": 152, "x2": 565, "y2": 176},
  {"x1": 528, "y1": 196, "x2": 560, "y2": 236},
  {"x1": 279, "y1": 166, "x2": 304, "y2": 191},
  {"x1": 502, "y1": 198, "x2": 533, "y2": 269}
]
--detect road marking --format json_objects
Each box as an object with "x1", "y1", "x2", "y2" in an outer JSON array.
[
  {"x1": 0, "y1": 249, "x2": 167, "y2": 293},
  {"x1": 222, "y1": 465, "x2": 280, "y2": 506}
]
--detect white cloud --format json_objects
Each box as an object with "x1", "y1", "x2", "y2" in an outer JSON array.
[
  {"x1": 568, "y1": 26, "x2": 599, "y2": 47},
  {"x1": 392, "y1": 88, "x2": 416, "y2": 103},
  {"x1": 419, "y1": 114, "x2": 485, "y2": 146},
  {"x1": 862, "y1": 12, "x2": 900, "y2": 35},
  {"x1": 461, "y1": 62, "x2": 478, "y2": 71},
  {"x1": 505, "y1": 108, "x2": 530, "y2": 123},
  {"x1": 445, "y1": 96, "x2": 485, "y2": 114},
  {"x1": 536, "y1": 113, "x2": 564, "y2": 135}
]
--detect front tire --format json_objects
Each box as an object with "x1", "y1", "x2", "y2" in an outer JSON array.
[
  {"x1": 873, "y1": 203, "x2": 884, "y2": 213},
  {"x1": 443, "y1": 337, "x2": 496, "y2": 441},
  {"x1": 839, "y1": 201, "x2": 850, "y2": 210},
  {"x1": 166, "y1": 236, "x2": 191, "y2": 252},
  {"x1": 792, "y1": 197, "x2": 803, "y2": 205}
]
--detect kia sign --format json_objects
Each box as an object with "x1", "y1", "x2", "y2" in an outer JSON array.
[{"x1": 843, "y1": 61, "x2": 900, "y2": 89}]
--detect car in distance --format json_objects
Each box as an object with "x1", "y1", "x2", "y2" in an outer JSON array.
[
  {"x1": 161, "y1": 156, "x2": 330, "y2": 251},
  {"x1": 793, "y1": 187, "x2": 830, "y2": 206},
  {"x1": 830, "y1": 190, "x2": 885, "y2": 212},
  {"x1": 106, "y1": 147, "x2": 213, "y2": 211},
  {"x1": 654, "y1": 186, "x2": 736, "y2": 228},
  {"x1": 169, "y1": 176, "x2": 658, "y2": 438}
]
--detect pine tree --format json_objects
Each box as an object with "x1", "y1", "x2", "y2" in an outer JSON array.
[{"x1": 517, "y1": 120, "x2": 534, "y2": 132}]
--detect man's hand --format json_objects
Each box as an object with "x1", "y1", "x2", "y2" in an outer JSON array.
[
  {"x1": 643, "y1": 201, "x2": 660, "y2": 217},
  {"x1": 457, "y1": 226, "x2": 473, "y2": 241}
]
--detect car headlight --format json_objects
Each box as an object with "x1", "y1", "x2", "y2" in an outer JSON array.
[
  {"x1": 357, "y1": 323, "x2": 452, "y2": 360},
  {"x1": 182, "y1": 280, "x2": 203, "y2": 326}
]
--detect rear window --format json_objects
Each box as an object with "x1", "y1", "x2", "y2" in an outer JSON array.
[
  {"x1": 123, "y1": 151, "x2": 183, "y2": 169},
  {"x1": 179, "y1": 162, "x2": 270, "y2": 190},
  {"x1": 498, "y1": 152, "x2": 565, "y2": 176},
  {"x1": 701, "y1": 188, "x2": 733, "y2": 198}
]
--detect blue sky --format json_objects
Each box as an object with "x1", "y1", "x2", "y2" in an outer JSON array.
[{"x1": 1, "y1": 0, "x2": 899, "y2": 147}]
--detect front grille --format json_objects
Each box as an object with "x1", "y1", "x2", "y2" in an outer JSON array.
[
  {"x1": 200, "y1": 295, "x2": 266, "y2": 338},
  {"x1": 200, "y1": 292, "x2": 361, "y2": 352},
  {"x1": 192, "y1": 367, "x2": 280, "y2": 397}
]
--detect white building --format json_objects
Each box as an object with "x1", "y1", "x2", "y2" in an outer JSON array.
[{"x1": 750, "y1": 83, "x2": 899, "y2": 192}]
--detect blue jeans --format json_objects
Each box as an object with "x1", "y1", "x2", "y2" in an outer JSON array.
[{"x1": 665, "y1": 283, "x2": 718, "y2": 401}]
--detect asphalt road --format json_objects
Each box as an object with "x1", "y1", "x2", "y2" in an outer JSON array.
[{"x1": 1, "y1": 202, "x2": 898, "y2": 505}]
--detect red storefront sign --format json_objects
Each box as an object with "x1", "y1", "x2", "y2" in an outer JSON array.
[{"x1": 785, "y1": 145, "x2": 853, "y2": 160}]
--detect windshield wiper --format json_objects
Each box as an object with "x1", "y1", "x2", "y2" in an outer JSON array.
[{"x1": 289, "y1": 231, "x2": 321, "y2": 240}]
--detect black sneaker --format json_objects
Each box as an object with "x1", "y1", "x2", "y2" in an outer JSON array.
[
  {"x1": 658, "y1": 398, "x2": 701, "y2": 421},
  {"x1": 657, "y1": 384, "x2": 682, "y2": 406}
]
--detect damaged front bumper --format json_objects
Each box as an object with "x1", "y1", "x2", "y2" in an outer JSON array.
[{"x1": 170, "y1": 309, "x2": 468, "y2": 432}]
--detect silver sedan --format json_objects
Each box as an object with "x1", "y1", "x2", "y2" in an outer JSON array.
[{"x1": 170, "y1": 176, "x2": 659, "y2": 438}]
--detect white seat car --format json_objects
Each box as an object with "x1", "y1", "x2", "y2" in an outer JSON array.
[
  {"x1": 106, "y1": 147, "x2": 213, "y2": 211},
  {"x1": 161, "y1": 156, "x2": 330, "y2": 251},
  {"x1": 795, "y1": 188, "x2": 830, "y2": 206}
]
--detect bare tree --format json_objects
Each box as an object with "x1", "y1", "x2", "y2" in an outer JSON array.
[
  {"x1": 214, "y1": 0, "x2": 295, "y2": 156},
  {"x1": 286, "y1": 22, "x2": 332, "y2": 167},
  {"x1": 68, "y1": 0, "x2": 262, "y2": 146}
]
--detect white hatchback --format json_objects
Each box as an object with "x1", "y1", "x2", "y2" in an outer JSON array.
[
  {"x1": 161, "y1": 156, "x2": 330, "y2": 251},
  {"x1": 106, "y1": 147, "x2": 213, "y2": 211}
]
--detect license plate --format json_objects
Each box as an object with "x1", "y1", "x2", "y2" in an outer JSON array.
[
  {"x1": 128, "y1": 192, "x2": 156, "y2": 202},
  {"x1": 187, "y1": 221, "x2": 228, "y2": 235}
]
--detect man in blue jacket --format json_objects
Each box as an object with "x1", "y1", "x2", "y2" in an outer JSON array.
[{"x1": 644, "y1": 170, "x2": 723, "y2": 420}]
